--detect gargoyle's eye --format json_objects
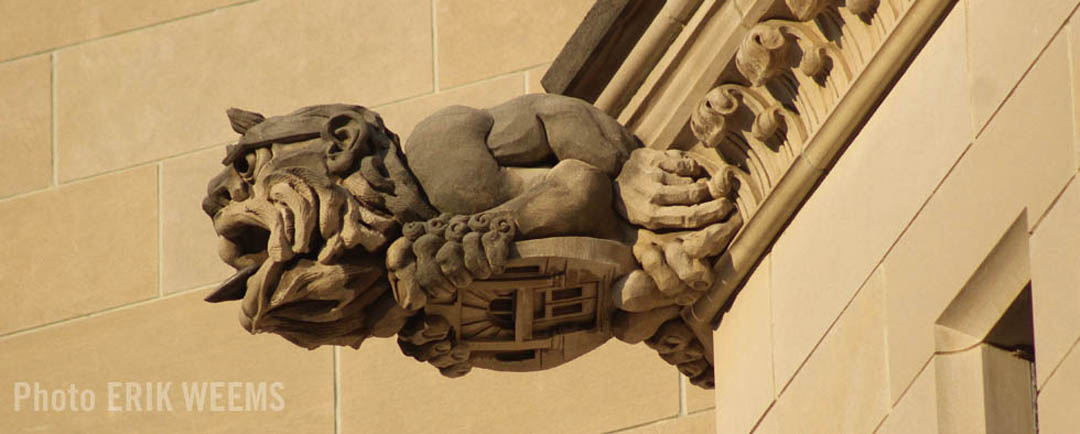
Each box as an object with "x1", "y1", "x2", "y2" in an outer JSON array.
[{"x1": 233, "y1": 152, "x2": 257, "y2": 182}]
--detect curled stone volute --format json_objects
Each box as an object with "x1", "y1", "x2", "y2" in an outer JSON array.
[
  {"x1": 691, "y1": 87, "x2": 740, "y2": 147},
  {"x1": 736, "y1": 25, "x2": 788, "y2": 86}
]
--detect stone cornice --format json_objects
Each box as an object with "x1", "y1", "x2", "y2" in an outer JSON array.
[{"x1": 576, "y1": 0, "x2": 957, "y2": 361}]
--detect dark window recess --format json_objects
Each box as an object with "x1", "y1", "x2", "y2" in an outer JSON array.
[
  {"x1": 495, "y1": 350, "x2": 536, "y2": 362},
  {"x1": 551, "y1": 287, "x2": 583, "y2": 301},
  {"x1": 503, "y1": 265, "x2": 541, "y2": 274},
  {"x1": 552, "y1": 303, "x2": 583, "y2": 316},
  {"x1": 986, "y1": 285, "x2": 1036, "y2": 361},
  {"x1": 488, "y1": 295, "x2": 515, "y2": 326},
  {"x1": 489, "y1": 297, "x2": 513, "y2": 312}
]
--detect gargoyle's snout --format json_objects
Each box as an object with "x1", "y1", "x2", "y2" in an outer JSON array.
[{"x1": 203, "y1": 169, "x2": 250, "y2": 218}]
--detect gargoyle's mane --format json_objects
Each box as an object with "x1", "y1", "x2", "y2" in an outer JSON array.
[{"x1": 225, "y1": 104, "x2": 438, "y2": 225}]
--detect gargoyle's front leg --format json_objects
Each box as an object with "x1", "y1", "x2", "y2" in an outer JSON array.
[
  {"x1": 386, "y1": 158, "x2": 626, "y2": 311},
  {"x1": 486, "y1": 159, "x2": 626, "y2": 240}
]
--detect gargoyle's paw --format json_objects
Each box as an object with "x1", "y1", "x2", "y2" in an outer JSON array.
[{"x1": 616, "y1": 148, "x2": 736, "y2": 230}]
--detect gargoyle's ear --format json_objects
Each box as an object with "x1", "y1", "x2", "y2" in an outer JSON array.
[
  {"x1": 226, "y1": 108, "x2": 265, "y2": 135},
  {"x1": 322, "y1": 112, "x2": 371, "y2": 175}
]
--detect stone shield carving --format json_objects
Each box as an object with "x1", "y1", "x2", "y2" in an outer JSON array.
[{"x1": 201, "y1": 94, "x2": 741, "y2": 388}]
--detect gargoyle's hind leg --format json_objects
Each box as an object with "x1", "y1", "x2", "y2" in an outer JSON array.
[{"x1": 488, "y1": 159, "x2": 628, "y2": 241}]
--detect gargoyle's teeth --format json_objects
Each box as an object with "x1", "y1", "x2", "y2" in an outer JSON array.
[
  {"x1": 204, "y1": 262, "x2": 260, "y2": 303},
  {"x1": 278, "y1": 205, "x2": 295, "y2": 245}
]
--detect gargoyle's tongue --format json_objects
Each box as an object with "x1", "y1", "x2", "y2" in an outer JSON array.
[
  {"x1": 242, "y1": 259, "x2": 286, "y2": 333},
  {"x1": 204, "y1": 263, "x2": 260, "y2": 303}
]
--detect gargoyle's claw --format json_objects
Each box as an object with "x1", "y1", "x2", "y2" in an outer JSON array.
[
  {"x1": 632, "y1": 241, "x2": 687, "y2": 296},
  {"x1": 412, "y1": 233, "x2": 455, "y2": 298},
  {"x1": 480, "y1": 214, "x2": 515, "y2": 275},
  {"x1": 436, "y1": 241, "x2": 473, "y2": 288},
  {"x1": 462, "y1": 232, "x2": 492, "y2": 280},
  {"x1": 681, "y1": 214, "x2": 742, "y2": 258},
  {"x1": 663, "y1": 240, "x2": 712, "y2": 291},
  {"x1": 391, "y1": 265, "x2": 426, "y2": 311}
]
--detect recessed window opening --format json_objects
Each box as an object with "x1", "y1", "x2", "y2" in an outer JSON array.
[{"x1": 934, "y1": 214, "x2": 1037, "y2": 434}]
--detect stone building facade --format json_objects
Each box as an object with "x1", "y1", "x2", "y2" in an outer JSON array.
[{"x1": 0, "y1": 0, "x2": 1078, "y2": 433}]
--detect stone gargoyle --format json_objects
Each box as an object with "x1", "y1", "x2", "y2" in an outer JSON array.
[{"x1": 201, "y1": 94, "x2": 741, "y2": 388}]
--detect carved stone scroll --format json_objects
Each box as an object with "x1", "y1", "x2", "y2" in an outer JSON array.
[{"x1": 689, "y1": 0, "x2": 919, "y2": 228}]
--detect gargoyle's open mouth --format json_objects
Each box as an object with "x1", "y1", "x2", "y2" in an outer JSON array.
[
  {"x1": 205, "y1": 214, "x2": 271, "y2": 304},
  {"x1": 205, "y1": 205, "x2": 306, "y2": 335},
  {"x1": 203, "y1": 168, "x2": 398, "y2": 335}
]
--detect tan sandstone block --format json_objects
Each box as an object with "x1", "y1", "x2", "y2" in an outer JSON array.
[
  {"x1": 0, "y1": 291, "x2": 333, "y2": 433},
  {"x1": 1039, "y1": 346, "x2": 1080, "y2": 434},
  {"x1": 878, "y1": 363, "x2": 938, "y2": 434},
  {"x1": 734, "y1": 0, "x2": 756, "y2": 17},
  {"x1": 525, "y1": 63, "x2": 550, "y2": 94},
  {"x1": 754, "y1": 410, "x2": 779, "y2": 434},
  {"x1": 0, "y1": 54, "x2": 51, "y2": 198},
  {"x1": 1031, "y1": 179, "x2": 1080, "y2": 389},
  {"x1": 339, "y1": 338, "x2": 679, "y2": 434},
  {"x1": 714, "y1": 256, "x2": 774, "y2": 434},
  {"x1": 772, "y1": 269, "x2": 889, "y2": 434},
  {"x1": 967, "y1": 0, "x2": 1079, "y2": 131},
  {"x1": 375, "y1": 74, "x2": 524, "y2": 145},
  {"x1": 620, "y1": 411, "x2": 715, "y2": 434},
  {"x1": 0, "y1": 0, "x2": 246, "y2": 61},
  {"x1": 884, "y1": 33, "x2": 1076, "y2": 404},
  {"x1": 1072, "y1": 19, "x2": 1080, "y2": 174},
  {"x1": 686, "y1": 373, "x2": 716, "y2": 413},
  {"x1": 436, "y1": 0, "x2": 593, "y2": 88},
  {"x1": 0, "y1": 166, "x2": 158, "y2": 334},
  {"x1": 770, "y1": 5, "x2": 971, "y2": 388},
  {"x1": 161, "y1": 147, "x2": 235, "y2": 294},
  {"x1": 56, "y1": 0, "x2": 432, "y2": 182}
]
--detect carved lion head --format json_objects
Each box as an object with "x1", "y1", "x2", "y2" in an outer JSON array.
[{"x1": 202, "y1": 104, "x2": 433, "y2": 349}]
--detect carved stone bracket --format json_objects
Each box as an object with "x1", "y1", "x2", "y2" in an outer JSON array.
[{"x1": 198, "y1": 0, "x2": 957, "y2": 392}]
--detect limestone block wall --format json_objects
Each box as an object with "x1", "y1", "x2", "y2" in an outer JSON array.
[
  {"x1": 0, "y1": 1, "x2": 711, "y2": 433},
  {"x1": 711, "y1": 1, "x2": 1080, "y2": 432}
]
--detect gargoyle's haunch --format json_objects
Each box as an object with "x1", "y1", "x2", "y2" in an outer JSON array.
[{"x1": 201, "y1": 94, "x2": 741, "y2": 388}]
